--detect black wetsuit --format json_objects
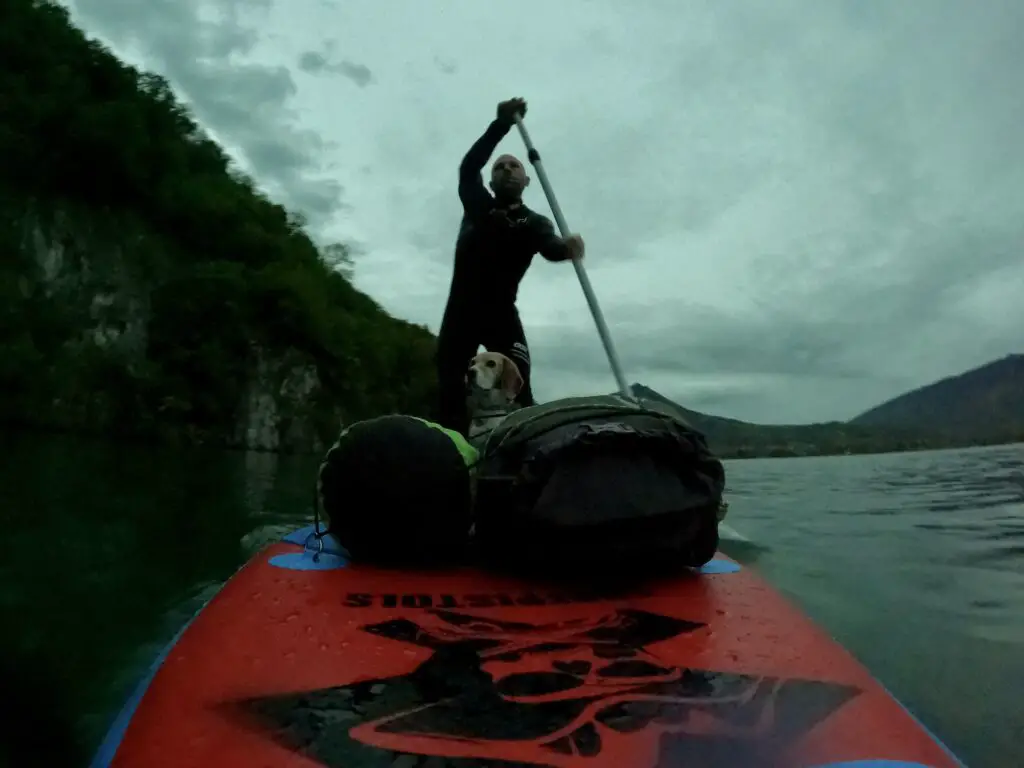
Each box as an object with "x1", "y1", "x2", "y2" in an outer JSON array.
[{"x1": 436, "y1": 117, "x2": 571, "y2": 435}]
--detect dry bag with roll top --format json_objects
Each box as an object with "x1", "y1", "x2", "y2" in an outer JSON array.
[
  {"x1": 471, "y1": 393, "x2": 726, "y2": 578},
  {"x1": 317, "y1": 414, "x2": 478, "y2": 565}
]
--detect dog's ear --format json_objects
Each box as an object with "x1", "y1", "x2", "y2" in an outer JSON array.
[{"x1": 499, "y1": 357, "x2": 524, "y2": 399}]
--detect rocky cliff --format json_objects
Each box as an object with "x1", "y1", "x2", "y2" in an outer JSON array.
[{"x1": 4, "y1": 198, "x2": 366, "y2": 453}]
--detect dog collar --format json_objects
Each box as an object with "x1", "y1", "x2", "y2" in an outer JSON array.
[{"x1": 472, "y1": 409, "x2": 510, "y2": 419}]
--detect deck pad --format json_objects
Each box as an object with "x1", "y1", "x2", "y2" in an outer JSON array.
[{"x1": 93, "y1": 527, "x2": 964, "y2": 767}]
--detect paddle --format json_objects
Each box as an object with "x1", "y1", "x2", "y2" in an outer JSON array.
[
  {"x1": 514, "y1": 113, "x2": 747, "y2": 544},
  {"x1": 513, "y1": 114, "x2": 635, "y2": 402}
]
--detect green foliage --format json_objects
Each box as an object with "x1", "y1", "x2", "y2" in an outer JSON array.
[
  {"x1": 0, "y1": 0, "x2": 440, "y2": 450},
  {"x1": 146, "y1": 262, "x2": 253, "y2": 434}
]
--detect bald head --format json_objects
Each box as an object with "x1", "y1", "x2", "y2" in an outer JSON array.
[{"x1": 490, "y1": 153, "x2": 529, "y2": 202}]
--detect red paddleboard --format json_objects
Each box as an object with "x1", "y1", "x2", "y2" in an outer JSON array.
[{"x1": 91, "y1": 525, "x2": 966, "y2": 768}]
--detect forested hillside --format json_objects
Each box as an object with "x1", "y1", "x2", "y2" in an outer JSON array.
[
  {"x1": 633, "y1": 353, "x2": 1024, "y2": 459},
  {"x1": 851, "y1": 354, "x2": 1024, "y2": 439},
  {"x1": 0, "y1": 0, "x2": 438, "y2": 451},
  {"x1": 630, "y1": 385, "x2": 927, "y2": 458}
]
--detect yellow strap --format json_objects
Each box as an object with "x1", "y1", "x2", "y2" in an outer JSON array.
[{"x1": 409, "y1": 416, "x2": 480, "y2": 467}]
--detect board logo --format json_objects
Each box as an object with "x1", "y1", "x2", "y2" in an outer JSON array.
[
  {"x1": 341, "y1": 590, "x2": 650, "y2": 609},
  {"x1": 231, "y1": 608, "x2": 861, "y2": 767}
]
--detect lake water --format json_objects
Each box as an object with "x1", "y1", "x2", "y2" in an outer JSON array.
[{"x1": 1, "y1": 432, "x2": 1021, "y2": 766}]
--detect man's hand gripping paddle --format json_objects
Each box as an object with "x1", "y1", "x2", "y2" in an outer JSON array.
[{"x1": 513, "y1": 113, "x2": 635, "y2": 401}]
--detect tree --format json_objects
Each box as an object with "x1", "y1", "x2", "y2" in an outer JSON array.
[{"x1": 322, "y1": 242, "x2": 356, "y2": 281}]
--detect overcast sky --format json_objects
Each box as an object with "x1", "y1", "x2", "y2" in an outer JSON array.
[{"x1": 62, "y1": 0, "x2": 1022, "y2": 424}]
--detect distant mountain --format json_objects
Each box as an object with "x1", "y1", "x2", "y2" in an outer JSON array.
[
  {"x1": 850, "y1": 354, "x2": 1024, "y2": 439},
  {"x1": 627, "y1": 353, "x2": 1024, "y2": 458},
  {"x1": 627, "y1": 383, "x2": 896, "y2": 458},
  {"x1": 628, "y1": 384, "x2": 747, "y2": 433}
]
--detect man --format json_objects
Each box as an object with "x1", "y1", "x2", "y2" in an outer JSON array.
[{"x1": 436, "y1": 97, "x2": 585, "y2": 436}]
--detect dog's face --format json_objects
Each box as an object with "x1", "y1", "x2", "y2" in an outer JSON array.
[{"x1": 465, "y1": 352, "x2": 523, "y2": 410}]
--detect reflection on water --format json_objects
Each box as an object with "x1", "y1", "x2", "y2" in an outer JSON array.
[{"x1": 1, "y1": 432, "x2": 1021, "y2": 766}]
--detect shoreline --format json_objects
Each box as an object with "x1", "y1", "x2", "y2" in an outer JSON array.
[{"x1": 5, "y1": 421, "x2": 1021, "y2": 461}]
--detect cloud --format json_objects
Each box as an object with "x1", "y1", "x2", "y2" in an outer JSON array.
[
  {"x1": 62, "y1": 0, "x2": 1024, "y2": 423},
  {"x1": 297, "y1": 50, "x2": 373, "y2": 88},
  {"x1": 433, "y1": 56, "x2": 458, "y2": 76},
  {"x1": 62, "y1": 0, "x2": 344, "y2": 229}
]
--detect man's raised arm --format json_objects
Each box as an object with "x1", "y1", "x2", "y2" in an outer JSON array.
[
  {"x1": 459, "y1": 119, "x2": 511, "y2": 184},
  {"x1": 457, "y1": 98, "x2": 524, "y2": 215}
]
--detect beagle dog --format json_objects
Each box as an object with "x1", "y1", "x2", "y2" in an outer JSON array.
[{"x1": 465, "y1": 351, "x2": 523, "y2": 443}]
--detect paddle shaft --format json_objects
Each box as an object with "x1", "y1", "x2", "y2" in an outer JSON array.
[{"x1": 513, "y1": 115, "x2": 634, "y2": 401}]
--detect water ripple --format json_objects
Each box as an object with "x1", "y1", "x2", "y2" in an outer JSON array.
[{"x1": 723, "y1": 443, "x2": 1023, "y2": 768}]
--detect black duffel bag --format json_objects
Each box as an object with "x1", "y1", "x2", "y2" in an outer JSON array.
[{"x1": 472, "y1": 393, "x2": 727, "y2": 579}]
